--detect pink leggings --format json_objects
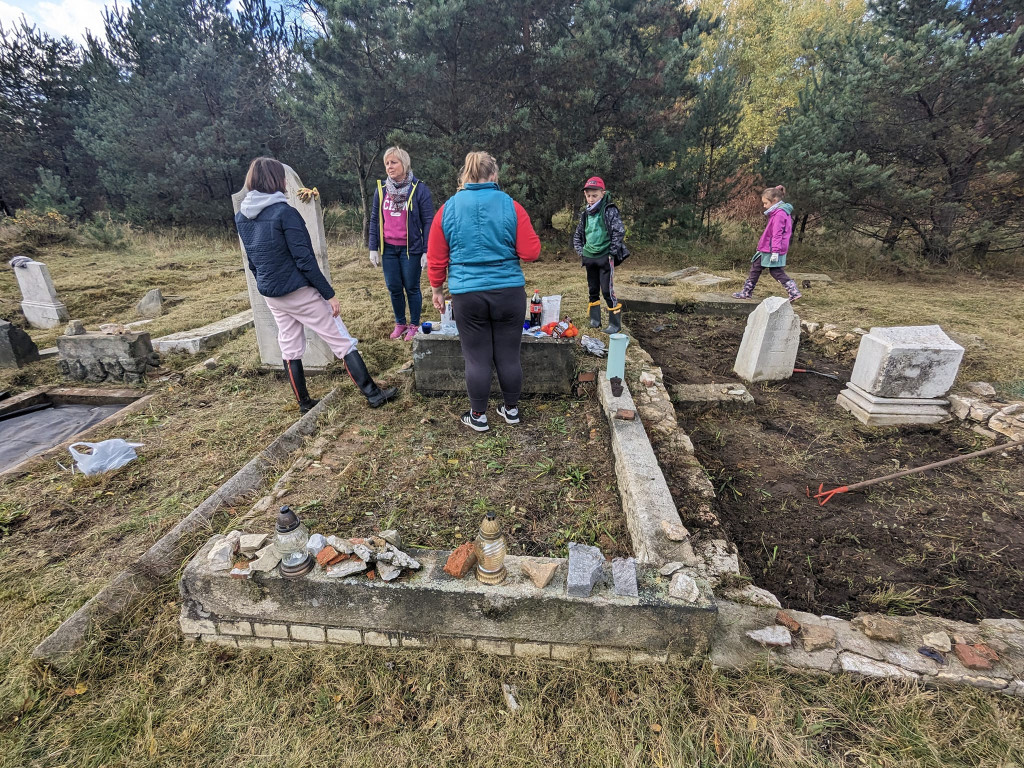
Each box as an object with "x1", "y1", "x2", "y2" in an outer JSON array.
[{"x1": 264, "y1": 286, "x2": 357, "y2": 360}]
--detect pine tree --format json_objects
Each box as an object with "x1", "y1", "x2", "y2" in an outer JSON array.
[
  {"x1": 78, "y1": 0, "x2": 308, "y2": 226},
  {"x1": 764, "y1": 0, "x2": 1024, "y2": 263},
  {"x1": 0, "y1": 20, "x2": 93, "y2": 214}
]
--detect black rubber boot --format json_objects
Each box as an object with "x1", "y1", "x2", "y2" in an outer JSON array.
[
  {"x1": 603, "y1": 303, "x2": 622, "y2": 335},
  {"x1": 285, "y1": 359, "x2": 319, "y2": 414},
  {"x1": 343, "y1": 350, "x2": 398, "y2": 408},
  {"x1": 588, "y1": 301, "x2": 602, "y2": 329}
]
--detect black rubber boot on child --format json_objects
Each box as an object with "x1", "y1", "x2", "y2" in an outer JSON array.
[
  {"x1": 604, "y1": 303, "x2": 622, "y2": 335},
  {"x1": 285, "y1": 359, "x2": 319, "y2": 414},
  {"x1": 343, "y1": 350, "x2": 398, "y2": 408},
  {"x1": 588, "y1": 301, "x2": 602, "y2": 329}
]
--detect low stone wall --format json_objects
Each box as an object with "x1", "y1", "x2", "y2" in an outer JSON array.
[
  {"x1": 412, "y1": 333, "x2": 574, "y2": 395},
  {"x1": 180, "y1": 542, "x2": 717, "y2": 660},
  {"x1": 57, "y1": 332, "x2": 157, "y2": 385}
]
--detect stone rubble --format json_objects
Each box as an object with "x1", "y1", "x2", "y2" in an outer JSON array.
[
  {"x1": 746, "y1": 626, "x2": 792, "y2": 647},
  {"x1": 851, "y1": 615, "x2": 903, "y2": 642},
  {"x1": 64, "y1": 319, "x2": 86, "y2": 336},
  {"x1": 238, "y1": 533, "x2": 269, "y2": 556},
  {"x1": 611, "y1": 557, "x2": 639, "y2": 597},
  {"x1": 325, "y1": 559, "x2": 368, "y2": 578},
  {"x1": 922, "y1": 630, "x2": 951, "y2": 653},
  {"x1": 520, "y1": 558, "x2": 559, "y2": 589},
  {"x1": 247, "y1": 545, "x2": 282, "y2": 572},
  {"x1": 722, "y1": 584, "x2": 781, "y2": 609},
  {"x1": 800, "y1": 624, "x2": 837, "y2": 652},
  {"x1": 668, "y1": 572, "x2": 700, "y2": 602},
  {"x1": 660, "y1": 520, "x2": 689, "y2": 542},
  {"x1": 776, "y1": 611, "x2": 801, "y2": 633}
]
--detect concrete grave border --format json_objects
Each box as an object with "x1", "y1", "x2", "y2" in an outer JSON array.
[
  {"x1": 178, "y1": 372, "x2": 720, "y2": 658},
  {"x1": 0, "y1": 386, "x2": 157, "y2": 480}
]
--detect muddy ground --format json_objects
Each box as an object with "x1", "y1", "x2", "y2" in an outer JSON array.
[
  {"x1": 632, "y1": 313, "x2": 1024, "y2": 622},
  {"x1": 256, "y1": 389, "x2": 630, "y2": 560}
]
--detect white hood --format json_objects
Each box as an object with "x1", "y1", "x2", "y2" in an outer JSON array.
[{"x1": 240, "y1": 190, "x2": 288, "y2": 219}]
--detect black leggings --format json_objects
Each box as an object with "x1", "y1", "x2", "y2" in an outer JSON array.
[
  {"x1": 585, "y1": 258, "x2": 617, "y2": 306},
  {"x1": 452, "y1": 287, "x2": 526, "y2": 412}
]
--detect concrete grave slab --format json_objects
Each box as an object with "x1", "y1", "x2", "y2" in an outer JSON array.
[
  {"x1": 680, "y1": 272, "x2": 731, "y2": 287},
  {"x1": 680, "y1": 292, "x2": 758, "y2": 317},
  {"x1": 597, "y1": 372, "x2": 696, "y2": 567},
  {"x1": 152, "y1": 309, "x2": 255, "y2": 354},
  {"x1": 733, "y1": 297, "x2": 801, "y2": 382},
  {"x1": 615, "y1": 285, "x2": 682, "y2": 314},
  {"x1": 412, "y1": 333, "x2": 573, "y2": 395}
]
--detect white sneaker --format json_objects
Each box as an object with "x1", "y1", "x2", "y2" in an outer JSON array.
[
  {"x1": 460, "y1": 410, "x2": 489, "y2": 432},
  {"x1": 497, "y1": 405, "x2": 520, "y2": 424}
]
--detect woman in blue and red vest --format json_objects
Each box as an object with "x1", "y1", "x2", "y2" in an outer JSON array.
[{"x1": 426, "y1": 151, "x2": 541, "y2": 432}]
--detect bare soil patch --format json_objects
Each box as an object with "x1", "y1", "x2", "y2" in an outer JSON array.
[{"x1": 632, "y1": 312, "x2": 1024, "y2": 622}]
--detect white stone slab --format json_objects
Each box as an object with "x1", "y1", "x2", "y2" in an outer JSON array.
[
  {"x1": 13, "y1": 261, "x2": 69, "y2": 329},
  {"x1": 837, "y1": 383, "x2": 949, "y2": 427},
  {"x1": 850, "y1": 325, "x2": 964, "y2": 399},
  {"x1": 232, "y1": 165, "x2": 334, "y2": 370},
  {"x1": 152, "y1": 309, "x2": 255, "y2": 354},
  {"x1": 733, "y1": 297, "x2": 800, "y2": 382},
  {"x1": 680, "y1": 272, "x2": 730, "y2": 287}
]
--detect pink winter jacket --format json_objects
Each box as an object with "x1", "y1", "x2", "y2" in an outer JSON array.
[{"x1": 756, "y1": 203, "x2": 794, "y2": 254}]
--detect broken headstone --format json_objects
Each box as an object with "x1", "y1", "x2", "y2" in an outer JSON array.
[
  {"x1": 611, "y1": 557, "x2": 638, "y2": 597},
  {"x1": 567, "y1": 542, "x2": 605, "y2": 598}
]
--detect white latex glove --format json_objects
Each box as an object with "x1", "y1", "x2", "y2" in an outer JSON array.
[
  {"x1": 369, "y1": 250, "x2": 379, "y2": 267},
  {"x1": 420, "y1": 253, "x2": 427, "y2": 269},
  {"x1": 769, "y1": 252, "x2": 780, "y2": 264}
]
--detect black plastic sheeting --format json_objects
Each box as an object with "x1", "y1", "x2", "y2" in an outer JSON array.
[{"x1": 0, "y1": 403, "x2": 125, "y2": 472}]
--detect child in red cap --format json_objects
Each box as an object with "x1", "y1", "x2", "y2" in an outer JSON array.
[{"x1": 573, "y1": 176, "x2": 629, "y2": 333}]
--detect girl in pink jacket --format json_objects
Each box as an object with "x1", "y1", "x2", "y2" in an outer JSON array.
[{"x1": 733, "y1": 185, "x2": 801, "y2": 302}]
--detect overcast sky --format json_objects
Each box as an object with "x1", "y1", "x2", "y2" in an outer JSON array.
[{"x1": 0, "y1": 0, "x2": 245, "y2": 42}]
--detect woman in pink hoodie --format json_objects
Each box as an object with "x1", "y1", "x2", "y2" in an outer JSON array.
[{"x1": 733, "y1": 185, "x2": 801, "y2": 302}]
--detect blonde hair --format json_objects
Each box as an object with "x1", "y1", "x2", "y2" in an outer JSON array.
[
  {"x1": 383, "y1": 146, "x2": 411, "y2": 176},
  {"x1": 762, "y1": 185, "x2": 786, "y2": 203},
  {"x1": 458, "y1": 151, "x2": 499, "y2": 189},
  {"x1": 245, "y1": 157, "x2": 287, "y2": 194}
]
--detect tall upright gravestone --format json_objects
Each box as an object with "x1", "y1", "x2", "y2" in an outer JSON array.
[
  {"x1": 12, "y1": 260, "x2": 70, "y2": 329},
  {"x1": 231, "y1": 165, "x2": 334, "y2": 370}
]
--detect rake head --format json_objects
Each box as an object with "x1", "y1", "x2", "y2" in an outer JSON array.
[{"x1": 813, "y1": 483, "x2": 849, "y2": 506}]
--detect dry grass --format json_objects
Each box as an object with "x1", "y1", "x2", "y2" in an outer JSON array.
[{"x1": 1, "y1": 229, "x2": 1023, "y2": 766}]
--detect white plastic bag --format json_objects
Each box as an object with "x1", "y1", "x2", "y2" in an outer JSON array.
[
  {"x1": 541, "y1": 295, "x2": 561, "y2": 326},
  {"x1": 68, "y1": 439, "x2": 143, "y2": 476}
]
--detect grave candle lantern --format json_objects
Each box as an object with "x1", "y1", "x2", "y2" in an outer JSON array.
[
  {"x1": 474, "y1": 511, "x2": 507, "y2": 585},
  {"x1": 274, "y1": 505, "x2": 314, "y2": 578}
]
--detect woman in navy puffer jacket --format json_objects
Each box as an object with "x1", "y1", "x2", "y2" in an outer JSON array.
[{"x1": 235, "y1": 157, "x2": 397, "y2": 414}]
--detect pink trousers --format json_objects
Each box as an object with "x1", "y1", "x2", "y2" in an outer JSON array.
[{"x1": 264, "y1": 286, "x2": 357, "y2": 360}]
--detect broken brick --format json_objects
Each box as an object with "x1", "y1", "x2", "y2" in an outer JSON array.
[
  {"x1": 577, "y1": 371, "x2": 597, "y2": 383},
  {"x1": 316, "y1": 546, "x2": 340, "y2": 568},
  {"x1": 776, "y1": 611, "x2": 801, "y2": 634},
  {"x1": 615, "y1": 408, "x2": 636, "y2": 421},
  {"x1": 973, "y1": 643, "x2": 999, "y2": 664},
  {"x1": 954, "y1": 643, "x2": 993, "y2": 670},
  {"x1": 443, "y1": 542, "x2": 477, "y2": 579}
]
